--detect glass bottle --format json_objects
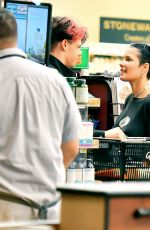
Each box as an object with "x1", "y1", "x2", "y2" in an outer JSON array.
[
  {"x1": 66, "y1": 77, "x2": 76, "y2": 97},
  {"x1": 75, "y1": 79, "x2": 88, "y2": 104}
]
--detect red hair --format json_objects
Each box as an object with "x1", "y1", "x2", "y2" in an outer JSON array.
[
  {"x1": 51, "y1": 17, "x2": 88, "y2": 47},
  {"x1": 65, "y1": 19, "x2": 88, "y2": 43}
]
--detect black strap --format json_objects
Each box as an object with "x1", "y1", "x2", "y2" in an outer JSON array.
[
  {"x1": 0, "y1": 191, "x2": 61, "y2": 219},
  {"x1": 0, "y1": 54, "x2": 26, "y2": 59}
]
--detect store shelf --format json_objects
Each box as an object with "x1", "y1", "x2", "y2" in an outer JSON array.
[
  {"x1": 84, "y1": 42, "x2": 129, "y2": 57},
  {"x1": 88, "y1": 97, "x2": 101, "y2": 107},
  {"x1": 78, "y1": 97, "x2": 101, "y2": 108},
  {"x1": 82, "y1": 42, "x2": 129, "y2": 73}
]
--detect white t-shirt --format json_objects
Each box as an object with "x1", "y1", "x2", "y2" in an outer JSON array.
[{"x1": 0, "y1": 48, "x2": 81, "y2": 207}]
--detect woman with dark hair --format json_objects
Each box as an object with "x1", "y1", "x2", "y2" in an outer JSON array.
[
  {"x1": 95, "y1": 43, "x2": 150, "y2": 139},
  {"x1": 49, "y1": 16, "x2": 88, "y2": 77}
]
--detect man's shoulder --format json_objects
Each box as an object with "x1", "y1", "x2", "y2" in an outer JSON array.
[
  {"x1": 26, "y1": 59, "x2": 61, "y2": 77},
  {"x1": 32, "y1": 61, "x2": 68, "y2": 86}
]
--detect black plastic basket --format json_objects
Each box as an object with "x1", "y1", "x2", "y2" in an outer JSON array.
[{"x1": 93, "y1": 138, "x2": 150, "y2": 181}]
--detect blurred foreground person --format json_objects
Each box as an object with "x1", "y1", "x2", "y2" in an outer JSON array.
[{"x1": 0, "y1": 8, "x2": 81, "y2": 223}]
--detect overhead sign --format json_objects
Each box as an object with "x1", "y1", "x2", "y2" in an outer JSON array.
[{"x1": 100, "y1": 17, "x2": 150, "y2": 44}]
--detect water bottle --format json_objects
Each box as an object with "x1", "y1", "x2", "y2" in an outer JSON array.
[
  {"x1": 83, "y1": 158, "x2": 95, "y2": 183},
  {"x1": 66, "y1": 161, "x2": 77, "y2": 183},
  {"x1": 74, "y1": 158, "x2": 85, "y2": 183}
]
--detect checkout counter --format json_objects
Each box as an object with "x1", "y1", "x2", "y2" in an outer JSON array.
[
  {"x1": 58, "y1": 182, "x2": 150, "y2": 230},
  {"x1": 0, "y1": 182, "x2": 150, "y2": 230}
]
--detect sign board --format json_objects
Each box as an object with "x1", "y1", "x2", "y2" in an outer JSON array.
[
  {"x1": 100, "y1": 17, "x2": 150, "y2": 44},
  {"x1": 74, "y1": 47, "x2": 89, "y2": 69}
]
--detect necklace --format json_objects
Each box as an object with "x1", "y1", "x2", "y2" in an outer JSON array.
[{"x1": 133, "y1": 87, "x2": 146, "y2": 98}]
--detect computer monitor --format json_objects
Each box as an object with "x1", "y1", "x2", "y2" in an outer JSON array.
[{"x1": 4, "y1": 0, "x2": 52, "y2": 66}]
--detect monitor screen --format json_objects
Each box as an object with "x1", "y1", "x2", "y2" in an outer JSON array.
[{"x1": 4, "y1": 0, "x2": 52, "y2": 66}]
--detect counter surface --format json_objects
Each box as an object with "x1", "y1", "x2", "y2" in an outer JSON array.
[{"x1": 57, "y1": 182, "x2": 150, "y2": 196}]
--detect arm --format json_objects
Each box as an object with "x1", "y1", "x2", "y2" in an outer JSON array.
[
  {"x1": 105, "y1": 127, "x2": 127, "y2": 140},
  {"x1": 61, "y1": 78, "x2": 82, "y2": 168},
  {"x1": 94, "y1": 127, "x2": 127, "y2": 140},
  {"x1": 61, "y1": 140, "x2": 79, "y2": 168}
]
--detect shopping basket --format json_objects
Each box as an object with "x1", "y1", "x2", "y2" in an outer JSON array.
[{"x1": 93, "y1": 138, "x2": 150, "y2": 181}]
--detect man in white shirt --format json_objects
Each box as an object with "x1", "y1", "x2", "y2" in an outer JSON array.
[{"x1": 0, "y1": 7, "x2": 82, "y2": 223}]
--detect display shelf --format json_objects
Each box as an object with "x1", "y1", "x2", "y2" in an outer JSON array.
[
  {"x1": 78, "y1": 97, "x2": 101, "y2": 108},
  {"x1": 83, "y1": 42, "x2": 129, "y2": 74},
  {"x1": 88, "y1": 97, "x2": 101, "y2": 107},
  {"x1": 83, "y1": 76, "x2": 114, "y2": 130},
  {"x1": 85, "y1": 42, "x2": 129, "y2": 57},
  {"x1": 78, "y1": 100, "x2": 100, "y2": 149}
]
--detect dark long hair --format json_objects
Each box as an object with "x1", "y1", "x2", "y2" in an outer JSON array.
[{"x1": 130, "y1": 43, "x2": 150, "y2": 79}]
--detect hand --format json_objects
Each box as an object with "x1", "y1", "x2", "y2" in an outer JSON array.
[{"x1": 105, "y1": 127, "x2": 127, "y2": 141}]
